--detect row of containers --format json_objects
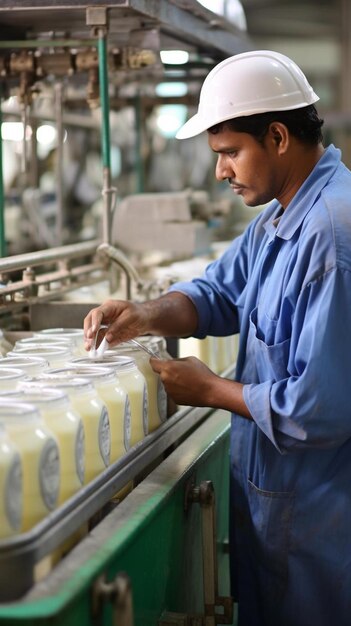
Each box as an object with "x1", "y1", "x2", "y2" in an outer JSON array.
[{"x1": 0, "y1": 327, "x2": 238, "y2": 541}]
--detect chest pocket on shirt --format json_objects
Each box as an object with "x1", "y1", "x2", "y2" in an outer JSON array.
[{"x1": 249, "y1": 306, "x2": 291, "y2": 381}]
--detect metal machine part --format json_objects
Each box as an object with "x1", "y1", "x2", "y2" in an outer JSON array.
[
  {"x1": 0, "y1": 240, "x2": 106, "y2": 316},
  {"x1": 159, "y1": 481, "x2": 233, "y2": 626},
  {"x1": 0, "y1": 238, "x2": 164, "y2": 322},
  {"x1": 0, "y1": 1, "x2": 250, "y2": 58},
  {"x1": 97, "y1": 242, "x2": 175, "y2": 300},
  {"x1": 92, "y1": 572, "x2": 134, "y2": 626}
]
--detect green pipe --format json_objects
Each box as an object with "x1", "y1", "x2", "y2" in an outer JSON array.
[
  {"x1": 98, "y1": 32, "x2": 111, "y2": 170},
  {"x1": 0, "y1": 87, "x2": 5, "y2": 257},
  {"x1": 97, "y1": 30, "x2": 112, "y2": 243}
]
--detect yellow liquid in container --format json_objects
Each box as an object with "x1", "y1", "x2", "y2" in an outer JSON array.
[
  {"x1": 113, "y1": 360, "x2": 147, "y2": 446},
  {"x1": 70, "y1": 358, "x2": 147, "y2": 448},
  {"x1": 0, "y1": 425, "x2": 22, "y2": 538},
  {"x1": 53, "y1": 366, "x2": 129, "y2": 461},
  {"x1": 31, "y1": 375, "x2": 111, "y2": 483},
  {"x1": 0, "y1": 401, "x2": 60, "y2": 532},
  {"x1": 0, "y1": 355, "x2": 49, "y2": 376},
  {"x1": 105, "y1": 346, "x2": 167, "y2": 432},
  {"x1": 16, "y1": 387, "x2": 85, "y2": 503},
  {"x1": 216, "y1": 336, "x2": 238, "y2": 372},
  {"x1": 7, "y1": 346, "x2": 73, "y2": 368},
  {"x1": 178, "y1": 336, "x2": 212, "y2": 366}
]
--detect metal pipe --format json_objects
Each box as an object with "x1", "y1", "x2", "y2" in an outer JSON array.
[
  {"x1": 28, "y1": 117, "x2": 39, "y2": 188},
  {"x1": 55, "y1": 82, "x2": 64, "y2": 246},
  {"x1": 0, "y1": 87, "x2": 5, "y2": 257},
  {"x1": 0, "y1": 239, "x2": 100, "y2": 272},
  {"x1": 98, "y1": 28, "x2": 112, "y2": 244},
  {"x1": 21, "y1": 103, "x2": 28, "y2": 176},
  {"x1": 97, "y1": 243, "x2": 143, "y2": 299},
  {"x1": 134, "y1": 94, "x2": 144, "y2": 193},
  {"x1": 0, "y1": 39, "x2": 95, "y2": 49}
]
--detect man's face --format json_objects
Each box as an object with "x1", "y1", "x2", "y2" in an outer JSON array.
[{"x1": 208, "y1": 127, "x2": 281, "y2": 207}]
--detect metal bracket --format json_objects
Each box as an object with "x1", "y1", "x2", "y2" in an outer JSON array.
[
  {"x1": 86, "y1": 6, "x2": 109, "y2": 28},
  {"x1": 161, "y1": 480, "x2": 233, "y2": 626},
  {"x1": 92, "y1": 571, "x2": 134, "y2": 626},
  {"x1": 191, "y1": 480, "x2": 233, "y2": 625}
]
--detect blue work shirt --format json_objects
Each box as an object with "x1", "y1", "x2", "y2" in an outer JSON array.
[{"x1": 169, "y1": 144, "x2": 351, "y2": 626}]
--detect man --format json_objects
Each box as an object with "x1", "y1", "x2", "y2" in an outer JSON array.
[{"x1": 84, "y1": 51, "x2": 351, "y2": 626}]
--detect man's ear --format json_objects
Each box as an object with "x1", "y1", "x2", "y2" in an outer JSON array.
[{"x1": 268, "y1": 122, "x2": 289, "y2": 154}]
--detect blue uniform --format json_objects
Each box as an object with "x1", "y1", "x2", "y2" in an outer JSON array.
[{"x1": 169, "y1": 145, "x2": 351, "y2": 625}]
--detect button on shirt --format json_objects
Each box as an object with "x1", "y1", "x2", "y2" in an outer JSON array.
[{"x1": 169, "y1": 145, "x2": 351, "y2": 626}]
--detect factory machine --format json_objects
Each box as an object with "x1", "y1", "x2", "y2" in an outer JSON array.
[{"x1": 0, "y1": 2, "x2": 250, "y2": 624}]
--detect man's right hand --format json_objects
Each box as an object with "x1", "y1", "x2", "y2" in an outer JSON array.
[
  {"x1": 83, "y1": 292, "x2": 198, "y2": 352},
  {"x1": 83, "y1": 299, "x2": 149, "y2": 351}
]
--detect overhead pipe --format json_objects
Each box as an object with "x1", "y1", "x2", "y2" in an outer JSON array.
[
  {"x1": 55, "y1": 82, "x2": 65, "y2": 246},
  {"x1": 97, "y1": 26, "x2": 115, "y2": 244}
]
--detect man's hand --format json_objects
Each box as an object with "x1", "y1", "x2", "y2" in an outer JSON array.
[
  {"x1": 83, "y1": 292, "x2": 198, "y2": 352},
  {"x1": 83, "y1": 299, "x2": 149, "y2": 350},
  {"x1": 150, "y1": 355, "x2": 251, "y2": 418},
  {"x1": 150, "y1": 355, "x2": 220, "y2": 407}
]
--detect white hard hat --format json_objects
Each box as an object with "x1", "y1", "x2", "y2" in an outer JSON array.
[{"x1": 176, "y1": 50, "x2": 319, "y2": 139}]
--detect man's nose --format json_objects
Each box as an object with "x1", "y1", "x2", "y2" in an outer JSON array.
[{"x1": 215, "y1": 154, "x2": 232, "y2": 181}]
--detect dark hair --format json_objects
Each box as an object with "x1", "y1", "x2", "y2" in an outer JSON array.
[{"x1": 208, "y1": 104, "x2": 324, "y2": 145}]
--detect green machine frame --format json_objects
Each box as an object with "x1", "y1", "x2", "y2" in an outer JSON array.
[{"x1": 0, "y1": 410, "x2": 234, "y2": 626}]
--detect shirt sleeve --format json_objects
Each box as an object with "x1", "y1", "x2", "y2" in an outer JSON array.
[
  {"x1": 168, "y1": 233, "x2": 248, "y2": 338},
  {"x1": 243, "y1": 267, "x2": 351, "y2": 452}
]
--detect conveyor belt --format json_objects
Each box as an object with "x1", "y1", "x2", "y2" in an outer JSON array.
[{"x1": 0, "y1": 363, "x2": 235, "y2": 601}]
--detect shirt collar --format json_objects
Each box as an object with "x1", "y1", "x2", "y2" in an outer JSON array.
[{"x1": 263, "y1": 144, "x2": 341, "y2": 241}]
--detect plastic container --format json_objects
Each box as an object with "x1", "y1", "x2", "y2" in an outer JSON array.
[
  {"x1": 7, "y1": 346, "x2": 72, "y2": 368},
  {"x1": 49, "y1": 366, "x2": 130, "y2": 460},
  {"x1": 178, "y1": 336, "x2": 216, "y2": 369},
  {"x1": 15, "y1": 386, "x2": 85, "y2": 503},
  {"x1": 0, "y1": 390, "x2": 26, "y2": 399},
  {"x1": 29, "y1": 375, "x2": 111, "y2": 483},
  {"x1": 0, "y1": 355, "x2": 49, "y2": 377},
  {"x1": 105, "y1": 343, "x2": 167, "y2": 431},
  {"x1": 0, "y1": 424, "x2": 22, "y2": 539},
  {"x1": 0, "y1": 367, "x2": 28, "y2": 390},
  {"x1": 72, "y1": 356, "x2": 148, "y2": 445},
  {"x1": 0, "y1": 401, "x2": 60, "y2": 531},
  {"x1": 34, "y1": 328, "x2": 85, "y2": 356},
  {"x1": 14, "y1": 335, "x2": 74, "y2": 351}
]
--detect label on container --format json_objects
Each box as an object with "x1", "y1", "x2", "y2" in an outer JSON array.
[
  {"x1": 75, "y1": 419, "x2": 85, "y2": 484},
  {"x1": 98, "y1": 406, "x2": 111, "y2": 467},
  {"x1": 39, "y1": 438, "x2": 60, "y2": 510},
  {"x1": 123, "y1": 396, "x2": 132, "y2": 452},
  {"x1": 157, "y1": 378, "x2": 168, "y2": 422},
  {"x1": 142, "y1": 384, "x2": 149, "y2": 436},
  {"x1": 5, "y1": 453, "x2": 22, "y2": 531}
]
